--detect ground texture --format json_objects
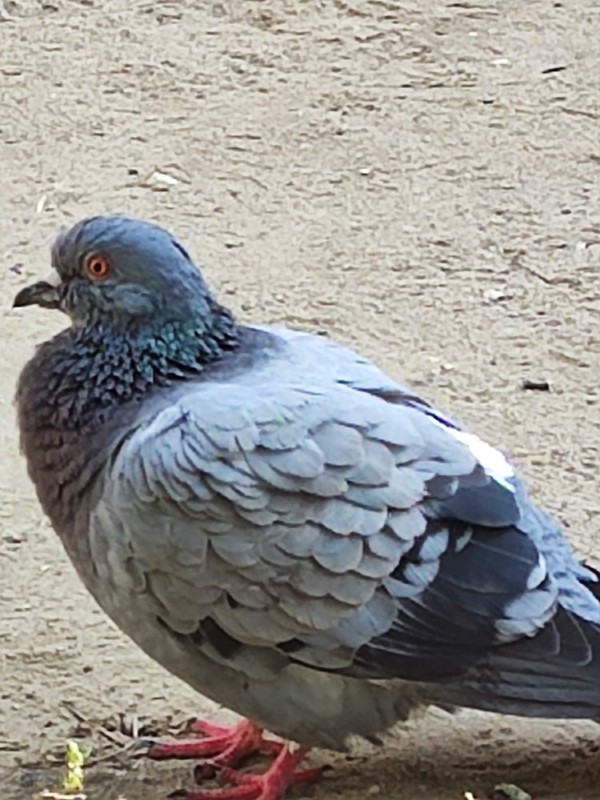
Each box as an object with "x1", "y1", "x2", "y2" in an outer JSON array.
[{"x1": 1, "y1": 1, "x2": 599, "y2": 798}]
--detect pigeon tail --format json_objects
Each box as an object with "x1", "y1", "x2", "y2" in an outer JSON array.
[{"x1": 435, "y1": 586, "x2": 600, "y2": 720}]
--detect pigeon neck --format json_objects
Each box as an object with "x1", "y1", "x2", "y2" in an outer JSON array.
[{"x1": 21, "y1": 303, "x2": 239, "y2": 432}]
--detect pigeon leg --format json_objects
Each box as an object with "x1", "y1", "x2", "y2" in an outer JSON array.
[
  {"x1": 147, "y1": 719, "x2": 282, "y2": 766},
  {"x1": 183, "y1": 743, "x2": 322, "y2": 800}
]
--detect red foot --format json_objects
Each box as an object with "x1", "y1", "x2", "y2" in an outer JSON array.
[
  {"x1": 145, "y1": 717, "x2": 323, "y2": 799},
  {"x1": 184, "y1": 743, "x2": 322, "y2": 800},
  {"x1": 147, "y1": 719, "x2": 282, "y2": 767}
]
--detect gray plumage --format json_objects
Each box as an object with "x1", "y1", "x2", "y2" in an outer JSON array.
[{"x1": 14, "y1": 216, "x2": 600, "y2": 749}]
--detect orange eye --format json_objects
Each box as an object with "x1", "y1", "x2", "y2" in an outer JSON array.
[{"x1": 84, "y1": 252, "x2": 111, "y2": 280}]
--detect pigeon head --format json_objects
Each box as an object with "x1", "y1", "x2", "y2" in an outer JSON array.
[
  {"x1": 14, "y1": 218, "x2": 239, "y2": 423},
  {"x1": 14, "y1": 216, "x2": 219, "y2": 328}
]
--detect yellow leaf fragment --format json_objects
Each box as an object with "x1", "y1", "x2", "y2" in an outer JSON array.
[{"x1": 62, "y1": 740, "x2": 86, "y2": 793}]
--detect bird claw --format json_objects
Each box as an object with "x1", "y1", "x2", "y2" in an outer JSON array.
[
  {"x1": 142, "y1": 717, "x2": 322, "y2": 799},
  {"x1": 146, "y1": 718, "x2": 273, "y2": 765},
  {"x1": 130, "y1": 737, "x2": 163, "y2": 758},
  {"x1": 140, "y1": 720, "x2": 323, "y2": 800},
  {"x1": 180, "y1": 744, "x2": 321, "y2": 800}
]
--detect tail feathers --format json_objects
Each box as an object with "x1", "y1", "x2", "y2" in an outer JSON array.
[{"x1": 437, "y1": 606, "x2": 600, "y2": 720}]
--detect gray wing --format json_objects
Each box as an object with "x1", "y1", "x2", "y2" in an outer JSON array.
[
  {"x1": 96, "y1": 370, "x2": 569, "y2": 683},
  {"x1": 274, "y1": 328, "x2": 600, "y2": 610}
]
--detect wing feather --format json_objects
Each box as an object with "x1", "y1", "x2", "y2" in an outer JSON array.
[{"x1": 100, "y1": 353, "x2": 564, "y2": 682}]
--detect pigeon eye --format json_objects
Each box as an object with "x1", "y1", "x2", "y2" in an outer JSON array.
[{"x1": 84, "y1": 253, "x2": 111, "y2": 281}]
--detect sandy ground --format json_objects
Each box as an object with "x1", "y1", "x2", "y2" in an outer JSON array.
[{"x1": 1, "y1": 0, "x2": 599, "y2": 798}]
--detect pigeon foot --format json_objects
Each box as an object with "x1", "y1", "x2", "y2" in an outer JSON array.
[
  {"x1": 182, "y1": 742, "x2": 321, "y2": 800},
  {"x1": 147, "y1": 719, "x2": 279, "y2": 767}
]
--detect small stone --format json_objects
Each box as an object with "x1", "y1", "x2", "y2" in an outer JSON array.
[
  {"x1": 493, "y1": 784, "x2": 532, "y2": 800},
  {"x1": 2, "y1": 532, "x2": 24, "y2": 544},
  {"x1": 521, "y1": 378, "x2": 550, "y2": 392},
  {"x1": 483, "y1": 288, "x2": 509, "y2": 303}
]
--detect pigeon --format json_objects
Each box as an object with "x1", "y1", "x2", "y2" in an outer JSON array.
[{"x1": 14, "y1": 216, "x2": 600, "y2": 800}]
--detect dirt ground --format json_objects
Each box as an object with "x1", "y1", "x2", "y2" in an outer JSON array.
[{"x1": 1, "y1": 0, "x2": 599, "y2": 798}]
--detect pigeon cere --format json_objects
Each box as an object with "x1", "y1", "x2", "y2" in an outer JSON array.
[{"x1": 10, "y1": 215, "x2": 600, "y2": 800}]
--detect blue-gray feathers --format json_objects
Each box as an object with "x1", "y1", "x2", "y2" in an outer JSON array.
[{"x1": 15, "y1": 217, "x2": 600, "y2": 749}]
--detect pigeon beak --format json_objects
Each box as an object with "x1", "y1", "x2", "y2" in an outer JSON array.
[{"x1": 13, "y1": 271, "x2": 62, "y2": 310}]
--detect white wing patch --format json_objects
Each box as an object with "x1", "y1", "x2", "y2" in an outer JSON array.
[{"x1": 448, "y1": 429, "x2": 515, "y2": 491}]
